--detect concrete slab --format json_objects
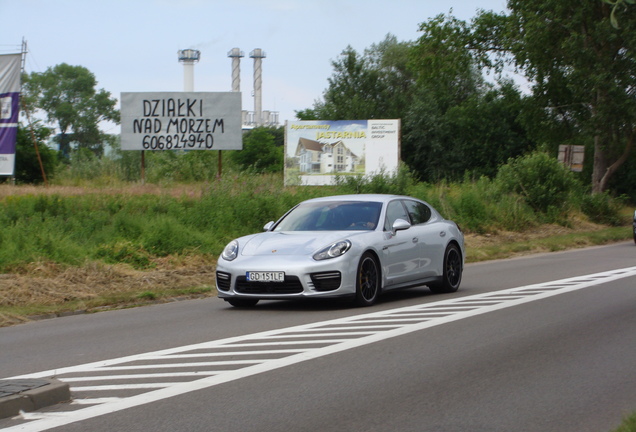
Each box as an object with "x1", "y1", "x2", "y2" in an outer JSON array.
[{"x1": 0, "y1": 379, "x2": 70, "y2": 419}]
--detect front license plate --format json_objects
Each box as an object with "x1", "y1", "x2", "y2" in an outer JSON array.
[{"x1": 246, "y1": 271, "x2": 285, "y2": 282}]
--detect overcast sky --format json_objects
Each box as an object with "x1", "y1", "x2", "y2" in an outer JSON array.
[{"x1": 1, "y1": 0, "x2": 508, "y2": 132}]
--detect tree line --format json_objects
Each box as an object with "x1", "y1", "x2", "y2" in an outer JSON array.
[
  {"x1": 299, "y1": 0, "x2": 636, "y2": 198},
  {"x1": 15, "y1": 1, "x2": 636, "y2": 200}
]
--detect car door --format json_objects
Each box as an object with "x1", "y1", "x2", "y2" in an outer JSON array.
[
  {"x1": 381, "y1": 200, "x2": 421, "y2": 286},
  {"x1": 403, "y1": 199, "x2": 446, "y2": 278}
]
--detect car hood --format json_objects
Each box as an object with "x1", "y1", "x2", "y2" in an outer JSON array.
[{"x1": 240, "y1": 231, "x2": 362, "y2": 256}]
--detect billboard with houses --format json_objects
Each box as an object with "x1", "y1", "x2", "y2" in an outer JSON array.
[{"x1": 285, "y1": 120, "x2": 400, "y2": 186}]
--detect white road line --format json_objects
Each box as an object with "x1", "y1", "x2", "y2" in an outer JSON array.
[
  {"x1": 3, "y1": 266, "x2": 636, "y2": 432},
  {"x1": 63, "y1": 372, "x2": 220, "y2": 382},
  {"x1": 259, "y1": 331, "x2": 375, "y2": 338},
  {"x1": 87, "y1": 360, "x2": 268, "y2": 371},
  {"x1": 73, "y1": 383, "x2": 173, "y2": 391},
  {"x1": 71, "y1": 398, "x2": 122, "y2": 405},
  {"x1": 140, "y1": 349, "x2": 306, "y2": 359},
  {"x1": 293, "y1": 325, "x2": 401, "y2": 331}
]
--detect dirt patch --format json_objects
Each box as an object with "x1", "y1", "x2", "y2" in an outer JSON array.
[
  {"x1": 0, "y1": 256, "x2": 216, "y2": 327},
  {"x1": 466, "y1": 220, "x2": 605, "y2": 249},
  {"x1": 0, "y1": 184, "x2": 209, "y2": 199}
]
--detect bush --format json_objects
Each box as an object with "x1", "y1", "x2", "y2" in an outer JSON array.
[
  {"x1": 496, "y1": 151, "x2": 580, "y2": 214},
  {"x1": 408, "y1": 177, "x2": 539, "y2": 234},
  {"x1": 579, "y1": 192, "x2": 624, "y2": 226},
  {"x1": 334, "y1": 166, "x2": 415, "y2": 195}
]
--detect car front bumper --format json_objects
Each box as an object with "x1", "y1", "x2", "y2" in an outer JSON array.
[{"x1": 215, "y1": 254, "x2": 358, "y2": 301}]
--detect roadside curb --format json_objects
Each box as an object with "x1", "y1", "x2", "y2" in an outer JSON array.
[{"x1": 0, "y1": 379, "x2": 70, "y2": 419}]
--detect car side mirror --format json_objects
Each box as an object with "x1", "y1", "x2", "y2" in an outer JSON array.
[
  {"x1": 391, "y1": 218, "x2": 411, "y2": 235},
  {"x1": 263, "y1": 221, "x2": 275, "y2": 231}
]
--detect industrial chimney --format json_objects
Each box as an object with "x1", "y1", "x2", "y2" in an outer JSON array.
[
  {"x1": 177, "y1": 49, "x2": 201, "y2": 91},
  {"x1": 227, "y1": 48, "x2": 244, "y2": 93},
  {"x1": 250, "y1": 48, "x2": 266, "y2": 126}
]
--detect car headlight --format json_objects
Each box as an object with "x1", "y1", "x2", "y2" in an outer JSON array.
[
  {"x1": 221, "y1": 240, "x2": 239, "y2": 261},
  {"x1": 313, "y1": 240, "x2": 351, "y2": 261}
]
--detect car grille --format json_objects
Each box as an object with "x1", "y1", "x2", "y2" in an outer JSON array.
[
  {"x1": 310, "y1": 271, "x2": 342, "y2": 292},
  {"x1": 215, "y1": 271, "x2": 231, "y2": 292},
  {"x1": 235, "y1": 276, "x2": 303, "y2": 294}
]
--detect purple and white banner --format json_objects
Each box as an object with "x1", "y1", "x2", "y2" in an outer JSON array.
[{"x1": 0, "y1": 53, "x2": 21, "y2": 176}]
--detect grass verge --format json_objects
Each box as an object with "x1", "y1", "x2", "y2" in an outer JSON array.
[
  {"x1": 466, "y1": 225, "x2": 631, "y2": 262},
  {"x1": 0, "y1": 223, "x2": 631, "y2": 328},
  {"x1": 0, "y1": 255, "x2": 216, "y2": 327}
]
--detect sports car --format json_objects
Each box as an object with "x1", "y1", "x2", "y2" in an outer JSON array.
[{"x1": 216, "y1": 194, "x2": 465, "y2": 307}]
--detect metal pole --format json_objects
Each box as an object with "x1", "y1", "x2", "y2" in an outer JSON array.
[
  {"x1": 218, "y1": 150, "x2": 222, "y2": 179},
  {"x1": 19, "y1": 40, "x2": 48, "y2": 186},
  {"x1": 141, "y1": 150, "x2": 145, "y2": 184}
]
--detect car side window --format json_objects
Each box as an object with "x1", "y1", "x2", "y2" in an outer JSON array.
[
  {"x1": 384, "y1": 200, "x2": 409, "y2": 231},
  {"x1": 403, "y1": 200, "x2": 432, "y2": 225}
]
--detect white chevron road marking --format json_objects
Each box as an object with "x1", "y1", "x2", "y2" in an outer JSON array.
[{"x1": 4, "y1": 266, "x2": 636, "y2": 432}]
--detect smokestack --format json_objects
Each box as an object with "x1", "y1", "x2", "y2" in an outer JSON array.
[
  {"x1": 227, "y1": 48, "x2": 244, "y2": 93},
  {"x1": 177, "y1": 49, "x2": 201, "y2": 92},
  {"x1": 250, "y1": 48, "x2": 266, "y2": 126}
]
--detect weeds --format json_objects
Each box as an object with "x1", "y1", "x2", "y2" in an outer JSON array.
[
  {"x1": 0, "y1": 160, "x2": 631, "y2": 326},
  {"x1": 0, "y1": 165, "x2": 630, "y2": 273}
]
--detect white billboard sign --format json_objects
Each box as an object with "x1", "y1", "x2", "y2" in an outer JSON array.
[
  {"x1": 285, "y1": 119, "x2": 400, "y2": 186},
  {"x1": 120, "y1": 92, "x2": 242, "y2": 151}
]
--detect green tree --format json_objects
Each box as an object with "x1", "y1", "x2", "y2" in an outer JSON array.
[
  {"x1": 408, "y1": 13, "x2": 486, "y2": 110},
  {"x1": 302, "y1": 35, "x2": 415, "y2": 120},
  {"x1": 404, "y1": 13, "x2": 535, "y2": 181},
  {"x1": 230, "y1": 127, "x2": 283, "y2": 173},
  {"x1": 301, "y1": 28, "x2": 536, "y2": 183},
  {"x1": 14, "y1": 122, "x2": 57, "y2": 184},
  {"x1": 22, "y1": 63, "x2": 120, "y2": 157},
  {"x1": 471, "y1": 1, "x2": 636, "y2": 193}
]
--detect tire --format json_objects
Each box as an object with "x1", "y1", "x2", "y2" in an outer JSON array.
[
  {"x1": 429, "y1": 243, "x2": 462, "y2": 294},
  {"x1": 354, "y1": 253, "x2": 380, "y2": 307},
  {"x1": 226, "y1": 298, "x2": 259, "y2": 308}
]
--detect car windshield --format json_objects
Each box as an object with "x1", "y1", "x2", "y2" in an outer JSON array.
[{"x1": 274, "y1": 201, "x2": 382, "y2": 231}]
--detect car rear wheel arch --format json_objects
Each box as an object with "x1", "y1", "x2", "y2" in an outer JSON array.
[{"x1": 428, "y1": 241, "x2": 463, "y2": 294}]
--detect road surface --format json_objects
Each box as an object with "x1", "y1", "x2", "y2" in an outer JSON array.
[{"x1": 1, "y1": 242, "x2": 635, "y2": 431}]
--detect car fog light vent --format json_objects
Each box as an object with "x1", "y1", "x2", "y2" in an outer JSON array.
[
  {"x1": 216, "y1": 271, "x2": 232, "y2": 291},
  {"x1": 310, "y1": 271, "x2": 341, "y2": 292}
]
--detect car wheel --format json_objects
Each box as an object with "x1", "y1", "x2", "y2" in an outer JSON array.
[
  {"x1": 354, "y1": 253, "x2": 380, "y2": 307},
  {"x1": 429, "y1": 243, "x2": 462, "y2": 294},
  {"x1": 226, "y1": 298, "x2": 259, "y2": 307}
]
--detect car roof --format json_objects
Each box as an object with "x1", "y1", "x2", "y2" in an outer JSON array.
[{"x1": 301, "y1": 194, "x2": 413, "y2": 204}]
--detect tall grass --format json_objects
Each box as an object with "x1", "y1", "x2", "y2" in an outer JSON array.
[{"x1": 0, "y1": 155, "x2": 629, "y2": 272}]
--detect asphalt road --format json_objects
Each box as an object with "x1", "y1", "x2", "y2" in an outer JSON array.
[{"x1": 1, "y1": 242, "x2": 635, "y2": 431}]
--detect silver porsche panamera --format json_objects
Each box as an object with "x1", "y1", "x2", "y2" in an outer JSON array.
[{"x1": 216, "y1": 194, "x2": 465, "y2": 307}]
